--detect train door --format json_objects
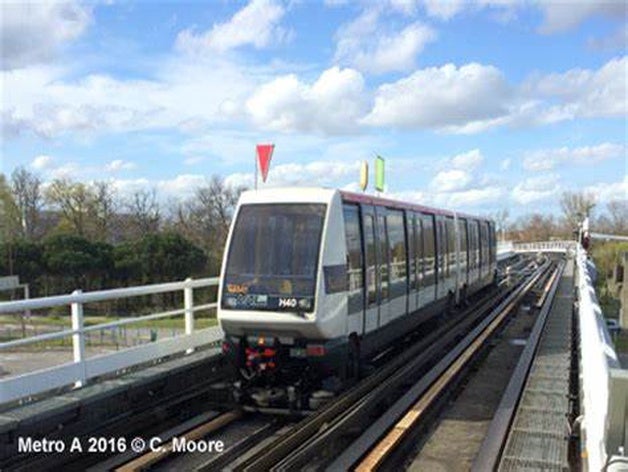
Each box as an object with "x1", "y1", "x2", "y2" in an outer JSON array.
[
  {"x1": 458, "y1": 218, "x2": 469, "y2": 290},
  {"x1": 445, "y1": 216, "x2": 456, "y2": 298},
  {"x1": 375, "y1": 207, "x2": 390, "y2": 327},
  {"x1": 410, "y1": 213, "x2": 422, "y2": 312},
  {"x1": 342, "y1": 204, "x2": 364, "y2": 336},
  {"x1": 421, "y1": 213, "x2": 436, "y2": 305},
  {"x1": 407, "y1": 213, "x2": 417, "y2": 314},
  {"x1": 435, "y1": 215, "x2": 447, "y2": 300},
  {"x1": 387, "y1": 209, "x2": 407, "y2": 322},
  {"x1": 361, "y1": 205, "x2": 378, "y2": 333}
]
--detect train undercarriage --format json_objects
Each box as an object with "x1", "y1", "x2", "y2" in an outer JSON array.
[{"x1": 222, "y1": 335, "x2": 358, "y2": 412}]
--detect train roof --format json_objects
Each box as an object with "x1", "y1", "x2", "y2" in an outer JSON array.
[
  {"x1": 339, "y1": 190, "x2": 491, "y2": 222},
  {"x1": 238, "y1": 187, "x2": 492, "y2": 223}
]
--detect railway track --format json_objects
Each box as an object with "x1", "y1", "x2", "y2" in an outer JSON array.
[
  {"x1": 154, "y1": 258, "x2": 548, "y2": 472},
  {"x1": 84, "y1": 257, "x2": 549, "y2": 472}
]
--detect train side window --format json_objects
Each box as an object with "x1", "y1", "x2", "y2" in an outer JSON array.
[
  {"x1": 474, "y1": 221, "x2": 481, "y2": 272},
  {"x1": 437, "y1": 217, "x2": 446, "y2": 281},
  {"x1": 489, "y1": 222, "x2": 496, "y2": 267},
  {"x1": 343, "y1": 204, "x2": 364, "y2": 315},
  {"x1": 378, "y1": 213, "x2": 389, "y2": 301},
  {"x1": 459, "y1": 218, "x2": 468, "y2": 276},
  {"x1": 414, "y1": 213, "x2": 423, "y2": 288},
  {"x1": 408, "y1": 213, "x2": 416, "y2": 291},
  {"x1": 363, "y1": 214, "x2": 377, "y2": 307},
  {"x1": 446, "y1": 217, "x2": 455, "y2": 278},
  {"x1": 422, "y1": 214, "x2": 435, "y2": 288},
  {"x1": 387, "y1": 210, "x2": 406, "y2": 299},
  {"x1": 480, "y1": 221, "x2": 489, "y2": 274}
]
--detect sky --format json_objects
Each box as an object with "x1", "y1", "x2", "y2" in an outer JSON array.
[{"x1": 1, "y1": 0, "x2": 626, "y2": 219}]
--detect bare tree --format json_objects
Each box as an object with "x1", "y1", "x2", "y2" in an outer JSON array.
[
  {"x1": 127, "y1": 188, "x2": 160, "y2": 238},
  {"x1": 0, "y1": 174, "x2": 21, "y2": 273},
  {"x1": 493, "y1": 208, "x2": 509, "y2": 242},
  {"x1": 10, "y1": 167, "x2": 43, "y2": 240},
  {"x1": 45, "y1": 179, "x2": 93, "y2": 237},
  {"x1": 559, "y1": 191, "x2": 596, "y2": 231},
  {"x1": 166, "y1": 175, "x2": 245, "y2": 273},
  {"x1": 606, "y1": 199, "x2": 628, "y2": 234},
  {"x1": 514, "y1": 213, "x2": 557, "y2": 242},
  {"x1": 90, "y1": 181, "x2": 119, "y2": 242}
]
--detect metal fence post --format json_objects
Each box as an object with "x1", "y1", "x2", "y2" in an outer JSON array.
[
  {"x1": 71, "y1": 289, "x2": 87, "y2": 387},
  {"x1": 184, "y1": 278, "x2": 194, "y2": 353}
]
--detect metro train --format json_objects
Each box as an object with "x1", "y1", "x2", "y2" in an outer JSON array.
[{"x1": 217, "y1": 188, "x2": 497, "y2": 409}]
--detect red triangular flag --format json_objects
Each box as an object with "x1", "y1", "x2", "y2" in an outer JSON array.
[{"x1": 256, "y1": 144, "x2": 274, "y2": 183}]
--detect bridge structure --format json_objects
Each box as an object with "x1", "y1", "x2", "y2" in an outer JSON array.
[{"x1": 0, "y1": 240, "x2": 625, "y2": 470}]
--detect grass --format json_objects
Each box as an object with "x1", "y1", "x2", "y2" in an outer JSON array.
[
  {"x1": 614, "y1": 330, "x2": 628, "y2": 354},
  {"x1": 0, "y1": 314, "x2": 218, "y2": 330}
]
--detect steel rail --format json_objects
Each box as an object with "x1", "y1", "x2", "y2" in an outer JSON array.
[
  {"x1": 353, "y1": 262, "x2": 555, "y2": 471},
  {"x1": 471, "y1": 259, "x2": 565, "y2": 472},
  {"x1": 231, "y1": 289, "x2": 511, "y2": 472},
  {"x1": 114, "y1": 410, "x2": 242, "y2": 472},
  {"x1": 233, "y1": 259, "x2": 545, "y2": 472},
  {"x1": 324, "y1": 260, "x2": 551, "y2": 472}
]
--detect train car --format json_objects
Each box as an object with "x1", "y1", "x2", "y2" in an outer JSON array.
[{"x1": 218, "y1": 187, "x2": 496, "y2": 409}]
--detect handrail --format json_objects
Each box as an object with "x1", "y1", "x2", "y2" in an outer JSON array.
[
  {"x1": 0, "y1": 277, "x2": 219, "y2": 313},
  {"x1": 575, "y1": 245, "x2": 622, "y2": 471},
  {"x1": 0, "y1": 277, "x2": 222, "y2": 406}
]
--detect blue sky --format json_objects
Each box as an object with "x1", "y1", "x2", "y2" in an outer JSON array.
[{"x1": 1, "y1": 0, "x2": 626, "y2": 219}]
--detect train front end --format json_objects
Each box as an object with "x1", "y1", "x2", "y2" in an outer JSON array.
[{"x1": 217, "y1": 188, "x2": 347, "y2": 410}]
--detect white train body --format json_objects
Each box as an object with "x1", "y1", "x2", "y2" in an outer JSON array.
[{"x1": 218, "y1": 188, "x2": 496, "y2": 350}]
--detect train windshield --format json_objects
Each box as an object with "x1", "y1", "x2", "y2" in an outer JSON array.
[{"x1": 221, "y1": 203, "x2": 326, "y2": 312}]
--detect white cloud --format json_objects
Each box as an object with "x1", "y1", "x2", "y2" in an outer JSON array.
[
  {"x1": 111, "y1": 174, "x2": 211, "y2": 200},
  {"x1": 1, "y1": 1, "x2": 91, "y2": 70},
  {"x1": 430, "y1": 169, "x2": 472, "y2": 192},
  {"x1": 175, "y1": 0, "x2": 287, "y2": 54},
  {"x1": 392, "y1": 184, "x2": 504, "y2": 210},
  {"x1": 157, "y1": 174, "x2": 207, "y2": 196},
  {"x1": 334, "y1": 8, "x2": 436, "y2": 74},
  {"x1": 1, "y1": 47, "x2": 623, "y2": 142},
  {"x1": 420, "y1": 0, "x2": 523, "y2": 21},
  {"x1": 105, "y1": 159, "x2": 137, "y2": 172},
  {"x1": 525, "y1": 56, "x2": 627, "y2": 121},
  {"x1": 500, "y1": 158, "x2": 511, "y2": 171},
  {"x1": 245, "y1": 66, "x2": 368, "y2": 134},
  {"x1": 225, "y1": 160, "x2": 361, "y2": 189},
  {"x1": 417, "y1": 0, "x2": 624, "y2": 33},
  {"x1": 442, "y1": 186, "x2": 504, "y2": 207},
  {"x1": 523, "y1": 142, "x2": 624, "y2": 171},
  {"x1": 587, "y1": 23, "x2": 628, "y2": 52},
  {"x1": 422, "y1": 0, "x2": 467, "y2": 20},
  {"x1": 362, "y1": 56, "x2": 625, "y2": 134},
  {"x1": 583, "y1": 176, "x2": 628, "y2": 204},
  {"x1": 537, "y1": 1, "x2": 626, "y2": 34},
  {"x1": 1, "y1": 56, "x2": 257, "y2": 138},
  {"x1": 451, "y1": 149, "x2": 484, "y2": 170},
  {"x1": 31, "y1": 154, "x2": 53, "y2": 170},
  {"x1": 49, "y1": 162, "x2": 80, "y2": 180},
  {"x1": 363, "y1": 63, "x2": 511, "y2": 129},
  {"x1": 511, "y1": 174, "x2": 560, "y2": 204}
]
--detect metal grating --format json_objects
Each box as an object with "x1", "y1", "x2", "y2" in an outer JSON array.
[{"x1": 498, "y1": 259, "x2": 574, "y2": 472}]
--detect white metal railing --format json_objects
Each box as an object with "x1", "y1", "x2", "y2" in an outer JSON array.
[
  {"x1": 0, "y1": 277, "x2": 222, "y2": 405},
  {"x1": 575, "y1": 245, "x2": 623, "y2": 471},
  {"x1": 496, "y1": 241, "x2": 515, "y2": 261},
  {"x1": 512, "y1": 240, "x2": 577, "y2": 253}
]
